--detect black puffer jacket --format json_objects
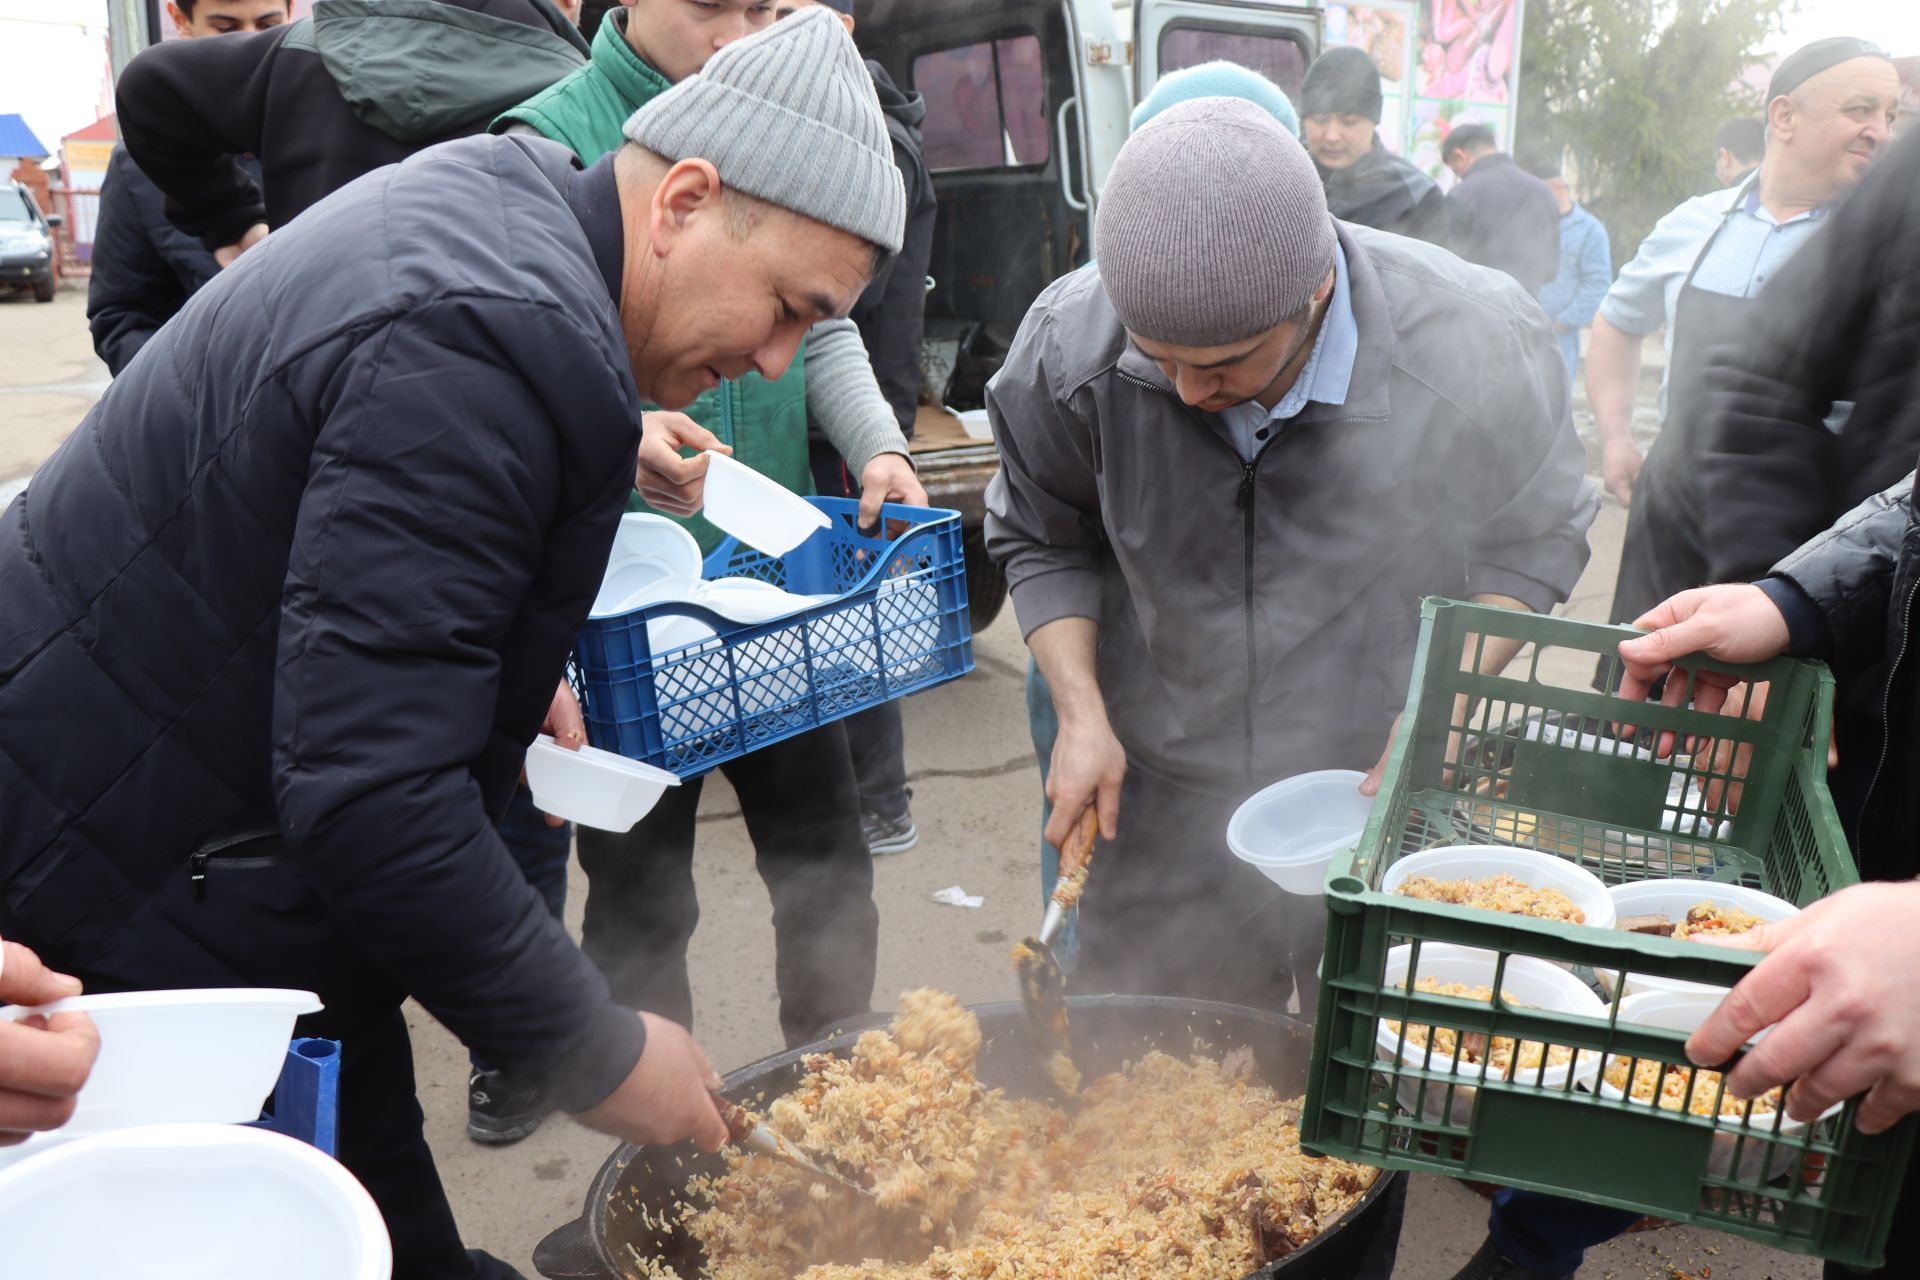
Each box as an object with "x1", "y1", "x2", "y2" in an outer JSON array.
[
  {"x1": 1701, "y1": 130, "x2": 1920, "y2": 584},
  {"x1": 86, "y1": 146, "x2": 228, "y2": 375},
  {"x1": 1318, "y1": 140, "x2": 1453, "y2": 250},
  {"x1": 116, "y1": 0, "x2": 586, "y2": 250},
  {"x1": 0, "y1": 135, "x2": 644, "y2": 1109},
  {"x1": 1769, "y1": 474, "x2": 1920, "y2": 882}
]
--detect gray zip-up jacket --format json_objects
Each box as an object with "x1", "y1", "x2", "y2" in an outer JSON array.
[{"x1": 984, "y1": 222, "x2": 1598, "y2": 791}]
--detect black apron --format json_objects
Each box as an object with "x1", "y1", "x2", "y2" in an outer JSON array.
[{"x1": 1610, "y1": 181, "x2": 1767, "y2": 628}]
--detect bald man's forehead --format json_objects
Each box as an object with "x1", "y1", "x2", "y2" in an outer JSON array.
[{"x1": 1796, "y1": 55, "x2": 1900, "y2": 106}]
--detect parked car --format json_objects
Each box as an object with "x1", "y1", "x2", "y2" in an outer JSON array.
[{"x1": 0, "y1": 181, "x2": 60, "y2": 303}]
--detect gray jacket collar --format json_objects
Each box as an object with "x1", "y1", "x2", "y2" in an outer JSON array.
[{"x1": 1113, "y1": 221, "x2": 1394, "y2": 428}]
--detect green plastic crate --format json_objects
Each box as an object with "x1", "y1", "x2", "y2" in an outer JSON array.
[{"x1": 1300, "y1": 599, "x2": 1917, "y2": 1267}]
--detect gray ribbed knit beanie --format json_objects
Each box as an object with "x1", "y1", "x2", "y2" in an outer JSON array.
[
  {"x1": 1096, "y1": 97, "x2": 1336, "y2": 346},
  {"x1": 622, "y1": 7, "x2": 906, "y2": 254}
]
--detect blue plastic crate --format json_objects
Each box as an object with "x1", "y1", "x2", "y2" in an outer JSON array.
[
  {"x1": 579, "y1": 498, "x2": 973, "y2": 777},
  {"x1": 247, "y1": 1037, "x2": 340, "y2": 1156}
]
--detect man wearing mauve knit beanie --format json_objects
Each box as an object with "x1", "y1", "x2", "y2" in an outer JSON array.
[{"x1": 984, "y1": 97, "x2": 1597, "y2": 1032}]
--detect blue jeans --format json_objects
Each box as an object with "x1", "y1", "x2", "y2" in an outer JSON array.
[
  {"x1": 1488, "y1": 1189, "x2": 1643, "y2": 1276},
  {"x1": 470, "y1": 783, "x2": 570, "y2": 1072},
  {"x1": 1026, "y1": 660, "x2": 1078, "y2": 969}
]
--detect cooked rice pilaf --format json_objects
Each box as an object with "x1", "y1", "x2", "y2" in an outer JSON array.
[
  {"x1": 1670, "y1": 901, "x2": 1765, "y2": 941},
  {"x1": 1396, "y1": 873, "x2": 1586, "y2": 924},
  {"x1": 640, "y1": 990, "x2": 1377, "y2": 1280},
  {"x1": 1384, "y1": 978, "x2": 1574, "y2": 1077},
  {"x1": 1603, "y1": 1055, "x2": 1785, "y2": 1120}
]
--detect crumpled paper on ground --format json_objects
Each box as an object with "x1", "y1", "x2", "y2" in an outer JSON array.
[{"x1": 931, "y1": 885, "x2": 984, "y2": 909}]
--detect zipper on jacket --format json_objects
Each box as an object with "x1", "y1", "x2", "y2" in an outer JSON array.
[
  {"x1": 187, "y1": 828, "x2": 283, "y2": 902},
  {"x1": 1119, "y1": 367, "x2": 1275, "y2": 762},
  {"x1": 1237, "y1": 444, "x2": 1281, "y2": 764},
  {"x1": 1860, "y1": 569, "x2": 1920, "y2": 864}
]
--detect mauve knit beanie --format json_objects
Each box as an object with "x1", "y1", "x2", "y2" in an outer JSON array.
[
  {"x1": 1096, "y1": 97, "x2": 1337, "y2": 347},
  {"x1": 622, "y1": 7, "x2": 906, "y2": 254}
]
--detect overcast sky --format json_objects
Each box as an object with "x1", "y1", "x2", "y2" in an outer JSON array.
[{"x1": 6, "y1": 0, "x2": 1920, "y2": 159}]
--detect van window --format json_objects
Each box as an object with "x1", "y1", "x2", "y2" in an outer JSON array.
[
  {"x1": 913, "y1": 34, "x2": 1050, "y2": 172},
  {"x1": 1159, "y1": 24, "x2": 1312, "y2": 101}
]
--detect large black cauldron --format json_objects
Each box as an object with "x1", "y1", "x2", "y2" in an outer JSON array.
[{"x1": 534, "y1": 996, "x2": 1405, "y2": 1280}]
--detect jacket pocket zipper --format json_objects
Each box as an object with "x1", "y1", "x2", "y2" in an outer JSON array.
[{"x1": 188, "y1": 828, "x2": 283, "y2": 902}]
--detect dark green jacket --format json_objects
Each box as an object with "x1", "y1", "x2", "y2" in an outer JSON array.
[{"x1": 495, "y1": 8, "x2": 812, "y2": 551}]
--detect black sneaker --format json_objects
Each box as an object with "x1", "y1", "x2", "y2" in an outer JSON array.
[
  {"x1": 862, "y1": 807, "x2": 918, "y2": 857},
  {"x1": 1446, "y1": 1238, "x2": 1575, "y2": 1280},
  {"x1": 467, "y1": 1069, "x2": 552, "y2": 1146}
]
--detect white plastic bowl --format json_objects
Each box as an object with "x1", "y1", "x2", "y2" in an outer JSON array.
[
  {"x1": 1597, "y1": 880, "x2": 1799, "y2": 998},
  {"x1": 1381, "y1": 845, "x2": 1616, "y2": 932},
  {"x1": 0, "y1": 988, "x2": 320, "y2": 1137},
  {"x1": 591, "y1": 513, "x2": 703, "y2": 618},
  {"x1": 1376, "y1": 943, "x2": 1606, "y2": 1126},
  {"x1": 0, "y1": 1123, "x2": 391, "y2": 1279},
  {"x1": 1228, "y1": 770, "x2": 1374, "y2": 895},
  {"x1": 1600, "y1": 989, "x2": 1841, "y2": 1182},
  {"x1": 953, "y1": 408, "x2": 993, "y2": 440},
  {"x1": 523, "y1": 734, "x2": 680, "y2": 831},
  {"x1": 702, "y1": 452, "x2": 832, "y2": 556}
]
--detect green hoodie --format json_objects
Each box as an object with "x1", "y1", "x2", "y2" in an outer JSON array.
[
  {"x1": 290, "y1": 0, "x2": 588, "y2": 143},
  {"x1": 495, "y1": 9, "x2": 813, "y2": 553}
]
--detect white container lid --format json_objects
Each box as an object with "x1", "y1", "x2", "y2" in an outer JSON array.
[
  {"x1": 0, "y1": 1123, "x2": 391, "y2": 1279},
  {"x1": 702, "y1": 452, "x2": 832, "y2": 556},
  {"x1": 524, "y1": 734, "x2": 681, "y2": 831}
]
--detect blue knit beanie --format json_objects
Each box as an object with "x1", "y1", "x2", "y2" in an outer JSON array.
[{"x1": 1130, "y1": 61, "x2": 1301, "y2": 138}]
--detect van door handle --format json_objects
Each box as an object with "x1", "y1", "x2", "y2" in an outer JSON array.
[{"x1": 1056, "y1": 96, "x2": 1088, "y2": 213}]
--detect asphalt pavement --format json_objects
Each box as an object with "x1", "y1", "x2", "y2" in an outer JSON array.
[{"x1": 0, "y1": 282, "x2": 1818, "y2": 1279}]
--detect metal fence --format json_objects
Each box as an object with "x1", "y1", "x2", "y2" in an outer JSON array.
[{"x1": 50, "y1": 186, "x2": 101, "y2": 276}]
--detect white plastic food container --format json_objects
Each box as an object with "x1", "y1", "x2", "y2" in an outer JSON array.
[
  {"x1": 952, "y1": 408, "x2": 993, "y2": 441},
  {"x1": 0, "y1": 1123, "x2": 391, "y2": 1279},
  {"x1": 1375, "y1": 943, "x2": 1606, "y2": 1127},
  {"x1": 590, "y1": 513, "x2": 704, "y2": 618},
  {"x1": 1381, "y1": 845, "x2": 1617, "y2": 932},
  {"x1": 523, "y1": 734, "x2": 681, "y2": 831},
  {"x1": 1600, "y1": 989, "x2": 1840, "y2": 1183},
  {"x1": 1596, "y1": 880, "x2": 1799, "y2": 998},
  {"x1": 1227, "y1": 769, "x2": 1374, "y2": 895},
  {"x1": 0, "y1": 988, "x2": 320, "y2": 1140},
  {"x1": 703, "y1": 452, "x2": 832, "y2": 556}
]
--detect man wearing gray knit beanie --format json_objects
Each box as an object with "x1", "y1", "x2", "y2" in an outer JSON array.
[
  {"x1": 0, "y1": 10, "x2": 911, "y2": 1276},
  {"x1": 985, "y1": 97, "x2": 1597, "y2": 1045}
]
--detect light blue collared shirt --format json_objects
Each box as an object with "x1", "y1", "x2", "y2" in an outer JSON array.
[
  {"x1": 1597, "y1": 180, "x2": 1828, "y2": 421},
  {"x1": 1218, "y1": 243, "x2": 1356, "y2": 461}
]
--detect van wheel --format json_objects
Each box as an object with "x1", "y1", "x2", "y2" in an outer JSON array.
[
  {"x1": 962, "y1": 525, "x2": 1007, "y2": 633},
  {"x1": 32, "y1": 278, "x2": 54, "y2": 303}
]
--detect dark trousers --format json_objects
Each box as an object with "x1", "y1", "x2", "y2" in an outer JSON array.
[
  {"x1": 1068, "y1": 766, "x2": 1325, "y2": 1019},
  {"x1": 38, "y1": 837, "x2": 518, "y2": 1280},
  {"x1": 1829, "y1": 1145, "x2": 1920, "y2": 1278},
  {"x1": 574, "y1": 721, "x2": 878, "y2": 1048},
  {"x1": 808, "y1": 438, "x2": 911, "y2": 822},
  {"x1": 474, "y1": 784, "x2": 571, "y2": 1072},
  {"x1": 1487, "y1": 1189, "x2": 1643, "y2": 1276},
  {"x1": 847, "y1": 700, "x2": 909, "y2": 818}
]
